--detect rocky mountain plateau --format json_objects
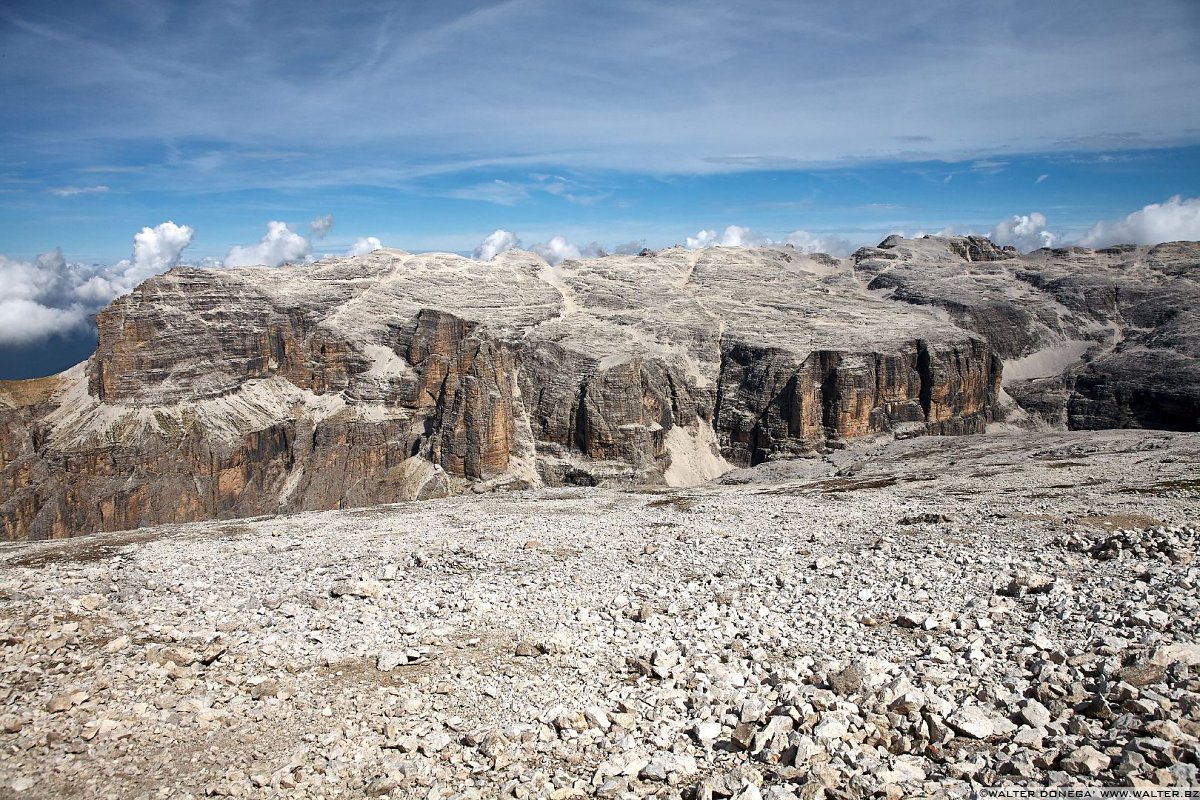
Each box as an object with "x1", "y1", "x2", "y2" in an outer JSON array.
[
  {"x1": 2, "y1": 236, "x2": 1197, "y2": 540},
  {"x1": 0, "y1": 236, "x2": 1198, "y2": 798}
]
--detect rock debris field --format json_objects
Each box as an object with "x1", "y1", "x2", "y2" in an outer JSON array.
[{"x1": 1, "y1": 429, "x2": 1199, "y2": 799}]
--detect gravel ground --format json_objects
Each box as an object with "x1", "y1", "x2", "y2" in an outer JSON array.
[{"x1": 1, "y1": 429, "x2": 1198, "y2": 799}]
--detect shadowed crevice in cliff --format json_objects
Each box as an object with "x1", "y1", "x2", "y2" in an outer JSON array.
[
  {"x1": 570, "y1": 381, "x2": 590, "y2": 455},
  {"x1": 917, "y1": 342, "x2": 933, "y2": 421},
  {"x1": 819, "y1": 351, "x2": 842, "y2": 439}
]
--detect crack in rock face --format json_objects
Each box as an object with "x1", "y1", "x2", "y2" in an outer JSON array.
[{"x1": 1, "y1": 237, "x2": 1197, "y2": 540}]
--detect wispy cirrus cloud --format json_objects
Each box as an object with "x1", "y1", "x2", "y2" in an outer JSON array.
[
  {"x1": 447, "y1": 180, "x2": 530, "y2": 206},
  {"x1": 445, "y1": 175, "x2": 610, "y2": 207},
  {"x1": 970, "y1": 160, "x2": 1008, "y2": 175},
  {"x1": 3, "y1": 0, "x2": 1197, "y2": 196},
  {"x1": 49, "y1": 185, "x2": 109, "y2": 197}
]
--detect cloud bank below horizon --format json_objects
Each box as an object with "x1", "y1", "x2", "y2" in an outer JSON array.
[
  {"x1": 0, "y1": 221, "x2": 195, "y2": 347},
  {"x1": 0, "y1": 216, "x2": 385, "y2": 348}
]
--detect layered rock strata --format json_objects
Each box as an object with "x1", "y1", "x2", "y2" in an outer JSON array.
[
  {"x1": 2, "y1": 244, "x2": 1006, "y2": 539},
  {"x1": 7, "y1": 237, "x2": 1194, "y2": 540},
  {"x1": 853, "y1": 237, "x2": 1200, "y2": 429}
]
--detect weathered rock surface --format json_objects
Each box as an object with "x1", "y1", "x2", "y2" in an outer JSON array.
[
  {"x1": 2, "y1": 245, "x2": 1003, "y2": 540},
  {"x1": 1, "y1": 236, "x2": 1196, "y2": 539},
  {"x1": 0, "y1": 428, "x2": 1196, "y2": 798},
  {"x1": 853, "y1": 237, "x2": 1200, "y2": 429}
]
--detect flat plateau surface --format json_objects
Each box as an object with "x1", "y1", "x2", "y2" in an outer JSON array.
[{"x1": 1, "y1": 429, "x2": 1198, "y2": 799}]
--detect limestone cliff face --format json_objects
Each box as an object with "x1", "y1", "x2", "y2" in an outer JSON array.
[
  {"x1": 400, "y1": 309, "x2": 517, "y2": 479},
  {"x1": 853, "y1": 238, "x2": 1200, "y2": 430},
  {"x1": 0, "y1": 243, "x2": 1030, "y2": 540},
  {"x1": 713, "y1": 339, "x2": 1000, "y2": 465}
]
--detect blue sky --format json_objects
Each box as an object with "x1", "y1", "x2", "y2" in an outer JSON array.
[{"x1": 2, "y1": 0, "x2": 1199, "y2": 376}]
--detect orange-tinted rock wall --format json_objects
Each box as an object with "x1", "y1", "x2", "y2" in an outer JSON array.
[{"x1": 716, "y1": 339, "x2": 999, "y2": 466}]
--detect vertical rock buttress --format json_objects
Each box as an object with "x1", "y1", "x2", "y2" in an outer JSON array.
[{"x1": 714, "y1": 338, "x2": 999, "y2": 465}]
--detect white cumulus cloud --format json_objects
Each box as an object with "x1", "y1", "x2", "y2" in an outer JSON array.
[
  {"x1": 577, "y1": 242, "x2": 609, "y2": 258},
  {"x1": 471, "y1": 230, "x2": 606, "y2": 264},
  {"x1": 716, "y1": 225, "x2": 754, "y2": 247},
  {"x1": 224, "y1": 221, "x2": 310, "y2": 267},
  {"x1": 309, "y1": 214, "x2": 334, "y2": 239},
  {"x1": 0, "y1": 221, "x2": 195, "y2": 347},
  {"x1": 347, "y1": 236, "x2": 382, "y2": 256},
  {"x1": 1078, "y1": 195, "x2": 1200, "y2": 247},
  {"x1": 686, "y1": 226, "x2": 758, "y2": 248},
  {"x1": 0, "y1": 250, "x2": 91, "y2": 345},
  {"x1": 532, "y1": 235, "x2": 581, "y2": 265},
  {"x1": 2, "y1": 249, "x2": 83, "y2": 305},
  {"x1": 989, "y1": 212, "x2": 1057, "y2": 252},
  {"x1": 783, "y1": 229, "x2": 852, "y2": 257},
  {"x1": 132, "y1": 221, "x2": 194, "y2": 275},
  {"x1": 0, "y1": 298, "x2": 90, "y2": 346},
  {"x1": 473, "y1": 229, "x2": 521, "y2": 261},
  {"x1": 686, "y1": 225, "x2": 850, "y2": 256},
  {"x1": 75, "y1": 221, "x2": 196, "y2": 303}
]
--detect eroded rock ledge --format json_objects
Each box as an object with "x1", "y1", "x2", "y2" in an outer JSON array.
[{"x1": 2, "y1": 236, "x2": 1195, "y2": 539}]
